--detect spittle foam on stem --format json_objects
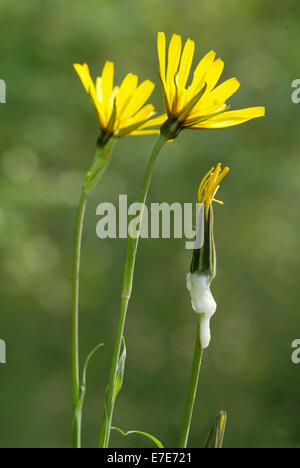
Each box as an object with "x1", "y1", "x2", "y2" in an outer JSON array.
[{"x1": 186, "y1": 272, "x2": 217, "y2": 349}]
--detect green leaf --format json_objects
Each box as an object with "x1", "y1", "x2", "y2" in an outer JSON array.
[
  {"x1": 185, "y1": 105, "x2": 230, "y2": 128},
  {"x1": 205, "y1": 411, "x2": 227, "y2": 448},
  {"x1": 178, "y1": 82, "x2": 207, "y2": 122},
  {"x1": 113, "y1": 337, "x2": 127, "y2": 403},
  {"x1": 104, "y1": 339, "x2": 127, "y2": 416},
  {"x1": 157, "y1": 68, "x2": 170, "y2": 115},
  {"x1": 73, "y1": 343, "x2": 104, "y2": 441},
  {"x1": 118, "y1": 117, "x2": 156, "y2": 138},
  {"x1": 112, "y1": 426, "x2": 164, "y2": 449},
  {"x1": 103, "y1": 338, "x2": 127, "y2": 447},
  {"x1": 190, "y1": 205, "x2": 216, "y2": 279},
  {"x1": 107, "y1": 98, "x2": 117, "y2": 134}
]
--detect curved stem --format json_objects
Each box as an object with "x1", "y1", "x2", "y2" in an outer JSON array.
[
  {"x1": 98, "y1": 134, "x2": 168, "y2": 448},
  {"x1": 72, "y1": 190, "x2": 88, "y2": 448},
  {"x1": 178, "y1": 316, "x2": 203, "y2": 448}
]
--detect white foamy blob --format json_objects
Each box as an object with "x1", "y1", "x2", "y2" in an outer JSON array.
[{"x1": 186, "y1": 272, "x2": 217, "y2": 349}]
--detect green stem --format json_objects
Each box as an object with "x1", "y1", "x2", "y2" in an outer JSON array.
[
  {"x1": 72, "y1": 190, "x2": 88, "y2": 449},
  {"x1": 178, "y1": 316, "x2": 203, "y2": 448},
  {"x1": 98, "y1": 134, "x2": 168, "y2": 448},
  {"x1": 71, "y1": 139, "x2": 115, "y2": 448}
]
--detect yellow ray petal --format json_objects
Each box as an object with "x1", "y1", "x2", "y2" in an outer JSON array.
[
  {"x1": 157, "y1": 32, "x2": 166, "y2": 83},
  {"x1": 166, "y1": 34, "x2": 182, "y2": 104},
  {"x1": 74, "y1": 64, "x2": 106, "y2": 127},
  {"x1": 119, "y1": 104, "x2": 155, "y2": 130},
  {"x1": 121, "y1": 80, "x2": 155, "y2": 121},
  {"x1": 116, "y1": 73, "x2": 138, "y2": 118},
  {"x1": 198, "y1": 167, "x2": 215, "y2": 201},
  {"x1": 129, "y1": 129, "x2": 160, "y2": 136},
  {"x1": 177, "y1": 38, "x2": 195, "y2": 91},
  {"x1": 214, "y1": 164, "x2": 230, "y2": 187},
  {"x1": 204, "y1": 58, "x2": 225, "y2": 94},
  {"x1": 93, "y1": 76, "x2": 107, "y2": 125},
  {"x1": 201, "y1": 78, "x2": 240, "y2": 107},
  {"x1": 101, "y1": 61, "x2": 114, "y2": 102},
  {"x1": 190, "y1": 107, "x2": 265, "y2": 129},
  {"x1": 98, "y1": 61, "x2": 115, "y2": 125},
  {"x1": 96, "y1": 76, "x2": 103, "y2": 102},
  {"x1": 185, "y1": 103, "x2": 228, "y2": 124},
  {"x1": 186, "y1": 51, "x2": 216, "y2": 101},
  {"x1": 74, "y1": 63, "x2": 93, "y2": 93},
  {"x1": 140, "y1": 113, "x2": 168, "y2": 129},
  {"x1": 109, "y1": 86, "x2": 119, "y2": 109},
  {"x1": 198, "y1": 163, "x2": 230, "y2": 217}
]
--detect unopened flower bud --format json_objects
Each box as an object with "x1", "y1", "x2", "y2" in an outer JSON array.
[{"x1": 186, "y1": 164, "x2": 229, "y2": 348}]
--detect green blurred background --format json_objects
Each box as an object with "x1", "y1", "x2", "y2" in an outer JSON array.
[{"x1": 0, "y1": 0, "x2": 299, "y2": 448}]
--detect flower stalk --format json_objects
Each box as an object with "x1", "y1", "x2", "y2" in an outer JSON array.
[
  {"x1": 98, "y1": 133, "x2": 168, "y2": 448},
  {"x1": 178, "y1": 316, "x2": 203, "y2": 448},
  {"x1": 72, "y1": 138, "x2": 116, "y2": 448},
  {"x1": 72, "y1": 189, "x2": 88, "y2": 448}
]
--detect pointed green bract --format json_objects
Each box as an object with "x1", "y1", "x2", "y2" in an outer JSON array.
[
  {"x1": 178, "y1": 82, "x2": 207, "y2": 122},
  {"x1": 205, "y1": 411, "x2": 227, "y2": 448},
  {"x1": 190, "y1": 206, "x2": 216, "y2": 280},
  {"x1": 113, "y1": 337, "x2": 127, "y2": 402},
  {"x1": 119, "y1": 117, "x2": 155, "y2": 138},
  {"x1": 185, "y1": 106, "x2": 230, "y2": 128},
  {"x1": 102, "y1": 337, "x2": 127, "y2": 447}
]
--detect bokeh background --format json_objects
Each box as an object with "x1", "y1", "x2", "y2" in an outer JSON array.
[{"x1": 0, "y1": 0, "x2": 299, "y2": 448}]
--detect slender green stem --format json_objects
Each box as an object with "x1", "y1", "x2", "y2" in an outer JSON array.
[
  {"x1": 72, "y1": 190, "x2": 88, "y2": 448},
  {"x1": 178, "y1": 316, "x2": 203, "y2": 448},
  {"x1": 71, "y1": 138, "x2": 116, "y2": 448},
  {"x1": 98, "y1": 134, "x2": 168, "y2": 448}
]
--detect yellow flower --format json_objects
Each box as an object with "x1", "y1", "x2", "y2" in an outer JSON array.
[
  {"x1": 198, "y1": 163, "x2": 230, "y2": 218},
  {"x1": 74, "y1": 62, "x2": 165, "y2": 141},
  {"x1": 157, "y1": 32, "x2": 265, "y2": 134}
]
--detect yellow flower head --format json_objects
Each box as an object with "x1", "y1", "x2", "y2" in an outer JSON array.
[
  {"x1": 157, "y1": 32, "x2": 265, "y2": 132},
  {"x1": 198, "y1": 163, "x2": 230, "y2": 218},
  {"x1": 74, "y1": 62, "x2": 166, "y2": 141}
]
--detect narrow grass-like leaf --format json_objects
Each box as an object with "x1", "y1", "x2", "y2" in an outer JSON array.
[
  {"x1": 112, "y1": 427, "x2": 164, "y2": 448},
  {"x1": 103, "y1": 337, "x2": 127, "y2": 447},
  {"x1": 113, "y1": 337, "x2": 126, "y2": 402},
  {"x1": 72, "y1": 343, "x2": 104, "y2": 447},
  {"x1": 205, "y1": 411, "x2": 227, "y2": 448}
]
